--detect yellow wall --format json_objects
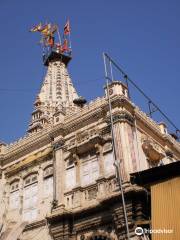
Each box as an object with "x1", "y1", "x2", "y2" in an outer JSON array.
[{"x1": 151, "y1": 177, "x2": 180, "y2": 240}]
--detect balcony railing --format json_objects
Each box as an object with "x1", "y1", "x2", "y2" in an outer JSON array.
[{"x1": 64, "y1": 175, "x2": 117, "y2": 210}]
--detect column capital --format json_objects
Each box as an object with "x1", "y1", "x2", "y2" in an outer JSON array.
[
  {"x1": 53, "y1": 139, "x2": 65, "y2": 150},
  {"x1": 95, "y1": 143, "x2": 103, "y2": 154}
]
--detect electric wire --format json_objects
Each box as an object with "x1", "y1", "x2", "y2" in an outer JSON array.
[{"x1": 104, "y1": 53, "x2": 179, "y2": 134}]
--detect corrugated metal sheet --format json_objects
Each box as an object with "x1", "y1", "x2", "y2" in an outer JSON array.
[{"x1": 151, "y1": 177, "x2": 180, "y2": 240}]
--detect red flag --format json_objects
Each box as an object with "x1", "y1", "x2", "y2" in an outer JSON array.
[
  {"x1": 62, "y1": 39, "x2": 69, "y2": 52},
  {"x1": 64, "y1": 20, "x2": 70, "y2": 35},
  {"x1": 48, "y1": 36, "x2": 54, "y2": 47}
]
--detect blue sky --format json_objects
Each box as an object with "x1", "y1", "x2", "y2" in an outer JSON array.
[{"x1": 0, "y1": 0, "x2": 179, "y2": 143}]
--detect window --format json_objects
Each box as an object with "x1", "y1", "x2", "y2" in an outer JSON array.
[
  {"x1": 23, "y1": 174, "x2": 38, "y2": 222},
  {"x1": 65, "y1": 167, "x2": 76, "y2": 189},
  {"x1": 67, "y1": 159, "x2": 74, "y2": 167},
  {"x1": 9, "y1": 181, "x2": 20, "y2": 210},
  {"x1": 44, "y1": 166, "x2": 53, "y2": 178},
  {"x1": 81, "y1": 158, "x2": 99, "y2": 186},
  {"x1": 23, "y1": 184, "x2": 38, "y2": 208},
  {"x1": 24, "y1": 174, "x2": 37, "y2": 187},
  {"x1": 104, "y1": 151, "x2": 115, "y2": 175},
  {"x1": 43, "y1": 166, "x2": 53, "y2": 198},
  {"x1": 10, "y1": 181, "x2": 19, "y2": 192},
  {"x1": 44, "y1": 177, "x2": 53, "y2": 198},
  {"x1": 23, "y1": 208, "x2": 38, "y2": 223}
]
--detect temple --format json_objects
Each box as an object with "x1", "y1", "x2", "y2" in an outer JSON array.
[{"x1": 0, "y1": 33, "x2": 180, "y2": 240}]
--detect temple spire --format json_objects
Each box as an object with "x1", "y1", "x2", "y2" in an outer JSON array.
[
  {"x1": 28, "y1": 21, "x2": 79, "y2": 133},
  {"x1": 28, "y1": 51, "x2": 78, "y2": 134}
]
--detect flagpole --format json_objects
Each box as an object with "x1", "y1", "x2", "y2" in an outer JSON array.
[
  {"x1": 57, "y1": 25, "x2": 62, "y2": 45},
  {"x1": 68, "y1": 32, "x2": 72, "y2": 49},
  {"x1": 67, "y1": 19, "x2": 72, "y2": 49}
]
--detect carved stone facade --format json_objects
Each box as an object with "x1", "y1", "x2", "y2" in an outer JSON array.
[{"x1": 0, "y1": 51, "x2": 179, "y2": 240}]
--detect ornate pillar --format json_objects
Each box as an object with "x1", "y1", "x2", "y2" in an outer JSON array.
[
  {"x1": 95, "y1": 143, "x2": 106, "y2": 199},
  {"x1": 71, "y1": 153, "x2": 82, "y2": 208},
  {"x1": 37, "y1": 167, "x2": 44, "y2": 219},
  {"x1": 53, "y1": 141, "x2": 65, "y2": 207},
  {"x1": 112, "y1": 111, "x2": 136, "y2": 182},
  {"x1": 73, "y1": 153, "x2": 80, "y2": 187},
  {"x1": 0, "y1": 170, "x2": 5, "y2": 224},
  {"x1": 19, "y1": 176, "x2": 23, "y2": 217},
  {"x1": 113, "y1": 120, "x2": 128, "y2": 181},
  {"x1": 104, "y1": 81, "x2": 137, "y2": 181},
  {"x1": 95, "y1": 143, "x2": 104, "y2": 177}
]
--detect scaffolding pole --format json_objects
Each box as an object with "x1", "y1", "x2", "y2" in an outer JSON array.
[{"x1": 103, "y1": 53, "x2": 130, "y2": 240}]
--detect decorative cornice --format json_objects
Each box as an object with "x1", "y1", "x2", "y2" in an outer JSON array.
[
  {"x1": 135, "y1": 107, "x2": 180, "y2": 153},
  {"x1": 24, "y1": 219, "x2": 46, "y2": 231},
  {"x1": 2, "y1": 93, "x2": 179, "y2": 167},
  {"x1": 1, "y1": 124, "x2": 64, "y2": 167},
  {"x1": 4, "y1": 147, "x2": 53, "y2": 177},
  {"x1": 113, "y1": 111, "x2": 134, "y2": 125},
  {"x1": 66, "y1": 128, "x2": 107, "y2": 155}
]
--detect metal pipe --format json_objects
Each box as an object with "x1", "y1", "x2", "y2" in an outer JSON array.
[
  {"x1": 103, "y1": 52, "x2": 130, "y2": 240},
  {"x1": 110, "y1": 60, "x2": 114, "y2": 82}
]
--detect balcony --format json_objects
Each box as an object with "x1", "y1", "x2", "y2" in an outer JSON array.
[{"x1": 64, "y1": 175, "x2": 118, "y2": 210}]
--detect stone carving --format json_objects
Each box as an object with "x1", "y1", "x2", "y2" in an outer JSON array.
[
  {"x1": 141, "y1": 136, "x2": 165, "y2": 162},
  {"x1": 164, "y1": 146, "x2": 174, "y2": 158},
  {"x1": 77, "y1": 131, "x2": 89, "y2": 143},
  {"x1": 88, "y1": 188, "x2": 97, "y2": 200},
  {"x1": 103, "y1": 142, "x2": 112, "y2": 153}
]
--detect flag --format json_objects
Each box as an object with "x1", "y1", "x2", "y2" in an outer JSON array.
[
  {"x1": 62, "y1": 39, "x2": 69, "y2": 52},
  {"x1": 51, "y1": 24, "x2": 58, "y2": 34},
  {"x1": 40, "y1": 24, "x2": 51, "y2": 36},
  {"x1": 30, "y1": 23, "x2": 42, "y2": 32},
  {"x1": 64, "y1": 20, "x2": 70, "y2": 35},
  {"x1": 47, "y1": 36, "x2": 54, "y2": 47}
]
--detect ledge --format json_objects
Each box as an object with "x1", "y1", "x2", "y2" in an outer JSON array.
[{"x1": 23, "y1": 219, "x2": 46, "y2": 231}]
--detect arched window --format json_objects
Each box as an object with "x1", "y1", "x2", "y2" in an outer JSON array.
[
  {"x1": 44, "y1": 165, "x2": 53, "y2": 178},
  {"x1": 24, "y1": 174, "x2": 38, "y2": 186},
  {"x1": 43, "y1": 166, "x2": 53, "y2": 199},
  {"x1": 9, "y1": 180, "x2": 20, "y2": 210},
  {"x1": 23, "y1": 173, "x2": 38, "y2": 222},
  {"x1": 10, "y1": 181, "x2": 19, "y2": 192}
]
